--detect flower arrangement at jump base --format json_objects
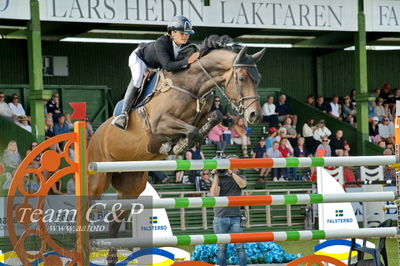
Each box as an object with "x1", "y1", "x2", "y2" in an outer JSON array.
[{"x1": 191, "y1": 242, "x2": 301, "y2": 264}]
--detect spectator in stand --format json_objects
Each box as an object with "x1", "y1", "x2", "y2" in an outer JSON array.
[
  {"x1": 262, "y1": 95, "x2": 280, "y2": 127},
  {"x1": 231, "y1": 117, "x2": 251, "y2": 158},
  {"x1": 166, "y1": 154, "x2": 184, "y2": 183},
  {"x1": 282, "y1": 117, "x2": 297, "y2": 148},
  {"x1": 315, "y1": 96, "x2": 329, "y2": 113},
  {"x1": 327, "y1": 95, "x2": 342, "y2": 120},
  {"x1": 342, "y1": 96, "x2": 356, "y2": 124},
  {"x1": 266, "y1": 127, "x2": 278, "y2": 150},
  {"x1": 8, "y1": 94, "x2": 26, "y2": 117},
  {"x1": 16, "y1": 115, "x2": 32, "y2": 132},
  {"x1": 313, "y1": 120, "x2": 332, "y2": 145},
  {"x1": 266, "y1": 141, "x2": 282, "y2": 181},
  {"x1": 211, "y1": 96, "x2": 234, "y2": 127},
  {"x1": 252, "y1": 137, "x2": 268, "y2": 182},
  {"x1": 25, "y1": 141, "x2": 41, "y2": 170},
  {"x1": 198, "y1": 170, "x2": 212, "y2": 196},
  {"x1": 45, "y1": 116, "x2": 55, "y2": 139},
  {"x1": 0, "y1": 92, "x2": 16, "y2": 121},
  {"x1": 278, "y1": 138, "x2": 296, "y2": 180},
  {"x1": 208, "y1": 122, "x2": 228, "y2": 154},
  {"x1": 306, "y1": 95, "x2": 315, "y2": 106},
  {"x1": 148, "y1": 171, "x2": 170, "y2": 184},
  {"x1": 383, "y1": 149, "x2": 395, "y2": 181},
  {"x1": 86, "y1": 118, "x2": 94, "y2": 144},
  {"x1": 330, "y1": 130, "x2": 349, "y2": 156},
  {"x1": 46, "y1": 93, "x2": 62, "y2": 122},
  {"x1": 374, "y1": 98, "x2": 387, "y2": 122},
  {"x1": 389, "y1": 88, "x2": 400, "y2": 117},
  {"x1": 302, "y1": 118, "x2": 317, "y2": 154},
  {"x1": 2, "y1": 140, "x2": 21, "y2": 177},
  {"x1": 294, "y1": 137, "x2": 311, "y2": 180},
  {"x1": 369, "y1": 117, "x2": 381, "y2": 143},
  {"x1": 54, "y1": 114, "x2": 70, "y2": 135},
  {"x1": 275, "y1": 127, "x2": 293, "y2": 153},
  {"x1": 378, "y1": 116, "x2": 395, "y2": 144},
  {"x1": 378, "y1": 141, "x2": 386, "y2": 149},
  {"x1": 350, "y1": 89, "x2": 356, "y2": 106},
  {"x1": 44, "y1": 116, "x2": 61, "y2": 152},
  {"x1": 186, "y1": 143, "x2": 205, "y2": 183},
  {"x1": 294, "y1": 137, "x2": 310, "y2": 158},
  {"x1": 316, "y1": 136, "x2": 331, "y2": 157},
  {"x1": 64, "y1": 113, "x2": 73, "y2": 130},
  {"x1": 379, "y1": 83, "x2": 392, "y2": 104},
  {"x1": 368, "y1": 100, "x2": 376, "y2": 122},
  {"x1": 276, "y1": 94, "x2": 297, "y2": 127},
  {"x1": 386, "y1": 143, "x2": 394, "y2": 154},
  {"x1": 373, "y1": 88, "x2": 381, "y2": 101}
]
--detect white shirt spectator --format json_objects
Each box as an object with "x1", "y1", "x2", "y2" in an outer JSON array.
[
  {"x1": 0, "y1": 102, "x2": 13, "y2": 117},
  {"x1": 330, "y1": 102, "x2": 340, "y2": 118},
  {"x1": 302, "y1": 123, "x2": 314, "y2": 138},
  {"x1": 378, "y1": 122, "x2": 394, "y2": 138},
  {"x1": 374, "y1": 105, "x2": 386, "y2": 118},
  {"x1": 313, "y1": 127, "x2": 332, "y2": 141},
  {"x1": 262, "y1": 103, "x2": 276, "y2": 117},
  {"x1": 266, "y1": 147, "x2": 281, "y2": 158},
  {"x1": 8, "y1": 103, "x2": 25, "y2": 116}
]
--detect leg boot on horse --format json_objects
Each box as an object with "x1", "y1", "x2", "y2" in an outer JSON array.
[
  {"x1": 112, "y1": 80, "x2": 139, "y2": 130},
  {"x1": 172, "y1": 110, "x2": 223, "y2": 154}
]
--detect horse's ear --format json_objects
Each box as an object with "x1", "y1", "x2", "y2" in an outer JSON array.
[
  {"x1": 252, "y1": 48, "x2": 266, "y2": 62},
  {"x1": 234, "y1": 46, "x2": 247, "y2": 65}
]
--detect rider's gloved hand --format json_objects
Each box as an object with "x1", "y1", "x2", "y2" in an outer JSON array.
[{"x1": 188, "y1": 52, "x2": 200, "y2": 64}]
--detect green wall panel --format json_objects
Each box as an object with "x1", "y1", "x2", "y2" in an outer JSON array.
[
  {"x1": 322, "y1": 50, "x2": 400, "y2": 97},
  {"x1": 251, "y1": 48, "x2": 316, "y2": 100}
]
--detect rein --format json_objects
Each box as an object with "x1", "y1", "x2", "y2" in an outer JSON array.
[{"x1": 196, "y1": 58, "x2": 259, "y2": 116}]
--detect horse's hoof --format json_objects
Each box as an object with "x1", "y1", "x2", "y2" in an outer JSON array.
[{"x1": 159, "y1": 142, "x2": 172, "y2": 154}]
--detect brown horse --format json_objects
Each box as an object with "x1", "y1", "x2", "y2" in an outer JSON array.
[{"x1": 87, "y1": 43, "x2": 265, "y2": 264}]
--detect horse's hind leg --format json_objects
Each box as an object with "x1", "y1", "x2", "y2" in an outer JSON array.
[{"x1": 106, "y1": 172, "x2": 148, "y2": 265}]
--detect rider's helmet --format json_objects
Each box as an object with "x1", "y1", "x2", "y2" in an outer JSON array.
[{"x1": 167, "y1": 16, "x2": 195, "y2": 35}]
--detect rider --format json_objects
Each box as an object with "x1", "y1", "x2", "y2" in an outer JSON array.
[{"x1": 112, "y1": 15, "x2": 200, "y2": 130}]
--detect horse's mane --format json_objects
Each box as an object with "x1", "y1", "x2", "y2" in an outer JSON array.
[{"x1": 178, "y1": 35, "x2": 239, "y2": 59}]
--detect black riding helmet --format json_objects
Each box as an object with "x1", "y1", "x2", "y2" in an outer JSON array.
[{"x1": 167, "y1": 16, "x2": 195, "y2": 35}]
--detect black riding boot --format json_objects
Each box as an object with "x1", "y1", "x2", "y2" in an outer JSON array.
[{"x1": 112, "y1": 82, "x2": 139, "y2": 130}]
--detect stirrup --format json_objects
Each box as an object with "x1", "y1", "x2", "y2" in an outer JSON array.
[{"x1": 111, "y1": 112, "x2": 129, "y2": 130}]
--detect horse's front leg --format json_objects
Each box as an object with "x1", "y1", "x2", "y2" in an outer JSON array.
[
  {"x1": 172, "y1": 110, "x2": 223, "y2": 154},
  {"x1": 154, "y1": 113, "x2": 201, "y2": 154}
]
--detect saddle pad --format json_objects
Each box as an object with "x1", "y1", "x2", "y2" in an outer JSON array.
[{"x1": 113, "y1": 72, "x2": 159, "y2": 117}]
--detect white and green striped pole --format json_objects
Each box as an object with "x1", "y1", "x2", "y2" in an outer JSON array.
[
  {"x1": 89, "y1": 156, "x2": 398, "y2": 173},
  {"x1": 91, "y1": 227, "x2": 399, "y2": 248},
  {"x1": 94, "y1": 192, "x2": 397, "y2": 210}
]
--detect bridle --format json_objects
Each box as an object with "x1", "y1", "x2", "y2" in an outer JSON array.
[{"x1": 196, "y1": 54, "x2": 260, "y2": 116}]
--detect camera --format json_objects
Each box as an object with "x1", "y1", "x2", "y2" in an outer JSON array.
[{"x1": 217, "y1": 169, "x2": 229, "y2": 176}]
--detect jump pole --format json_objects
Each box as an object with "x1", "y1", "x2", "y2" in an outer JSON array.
[
  {"x1": 94, "y1": 192, "x2": 397, "y2": 210},
  {"x1": 91, "y1": 227, "x2": 399, "y2": 248},
  {"x1": 89, "y1": 156, "x2": 398, "y2": 173}
]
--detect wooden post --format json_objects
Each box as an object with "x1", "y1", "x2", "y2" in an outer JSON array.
[{"x1": 74, "y1": 122, "x2": 89, "y2": 265}]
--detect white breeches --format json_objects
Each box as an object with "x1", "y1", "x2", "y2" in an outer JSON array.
[{"x1": 128, "y1": 48, "x2": 148, "y2": 88}]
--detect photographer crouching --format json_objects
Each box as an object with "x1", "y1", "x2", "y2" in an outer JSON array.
[{"x1": 210, "y1": 155, "x2": 247, "y2": 266}]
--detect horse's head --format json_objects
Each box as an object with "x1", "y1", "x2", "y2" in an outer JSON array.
[{"x1": 224, "y1": 47, "x2": 265, "y2": 124}]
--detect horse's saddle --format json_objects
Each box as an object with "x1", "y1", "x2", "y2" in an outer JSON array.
[{"x1": 114, "y1": 70, "x2": 169, "y2": 117}]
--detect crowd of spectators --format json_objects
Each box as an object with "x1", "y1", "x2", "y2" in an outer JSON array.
[{"x1": 1, "y1": 84, "x2": 397, "y2": 195}]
